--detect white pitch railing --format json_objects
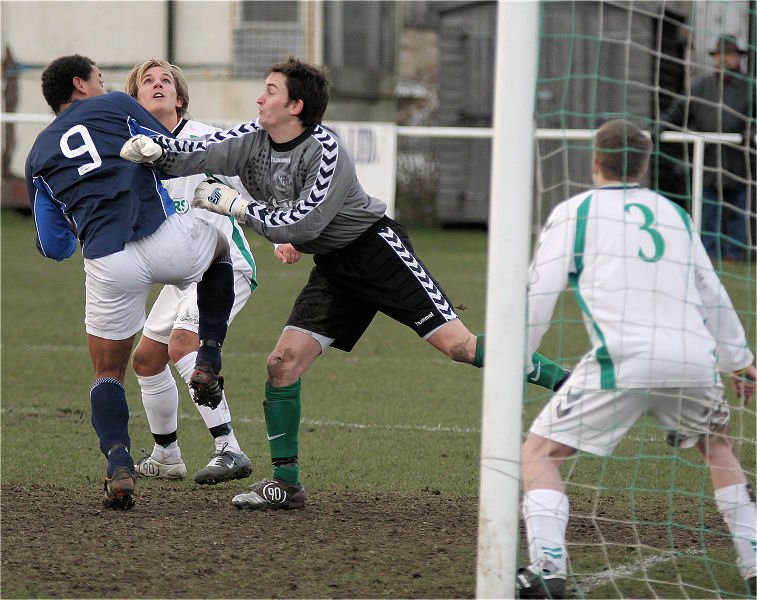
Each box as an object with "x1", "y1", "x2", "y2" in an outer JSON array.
[
  {"x1": 1, "y1": 112, "x2": 746, "y2": 232},
  {"x1": 395, "y1": 125, "x2": 745, "y2": 232}
]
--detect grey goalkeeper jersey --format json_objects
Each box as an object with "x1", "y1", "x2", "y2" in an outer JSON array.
[{"x1": 151, "y1": 121, "x2": 387, "y2": 254}]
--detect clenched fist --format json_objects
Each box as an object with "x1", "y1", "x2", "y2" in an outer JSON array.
[{"x1": 120, "y1": 134, "x2": 163, "y2": 163}]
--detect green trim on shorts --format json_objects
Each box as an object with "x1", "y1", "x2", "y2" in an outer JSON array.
[{"x1": 230, "y1": 217, "x2": 257, "y2": 291}]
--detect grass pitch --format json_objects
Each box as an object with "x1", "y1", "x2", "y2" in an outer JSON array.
[{"x1": 2, "y1": 209, "x2": 754, "y2": 598}]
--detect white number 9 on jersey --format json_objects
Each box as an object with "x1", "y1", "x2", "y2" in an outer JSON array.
[{"x1": 60, "y1": 124, "x2": 102, "y2": 176}]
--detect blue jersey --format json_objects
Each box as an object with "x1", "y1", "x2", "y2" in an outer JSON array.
[{"x1": 25, "y1": 91, "x2": 175, "y2": 260}]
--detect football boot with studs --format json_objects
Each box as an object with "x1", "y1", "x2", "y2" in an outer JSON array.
[
  {"x1": 517, "y1": 565, "x2": 566, "y2": 599},
  {"x1": 231, "y1": 478, "x2": 306, "y2": 510},
  {"x1": 103, "y1": 466, "x2": 136, "y2": 510},
  {"x1": 194, "y1": 443, "x2": 252, "y2": 485}
]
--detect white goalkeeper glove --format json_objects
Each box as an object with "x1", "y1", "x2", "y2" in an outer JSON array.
[
  {"x1": 192, "y1": 178, "x2": 251, "y2": 221},
  {"x1": 120, "y1": 134, "x2": 163, "y2": 163}
]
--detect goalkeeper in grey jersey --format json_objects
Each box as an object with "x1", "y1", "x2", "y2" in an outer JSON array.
[{"x1": 120, "y1": 56, "x2": 567, "y2": 510}]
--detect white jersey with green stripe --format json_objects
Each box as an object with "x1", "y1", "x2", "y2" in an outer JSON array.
[
  {"x1": 163, "y1": 119, "x2": 256, "y2": 289},
  {"x1": 527, "y1": 184, "x2": 752, "y2": 390}
]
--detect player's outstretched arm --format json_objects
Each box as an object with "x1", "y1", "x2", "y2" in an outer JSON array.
[
  {"x1": 28, "y1": 177, "x2": 77, "y2": 261},
  {"x1": 120, "y1": 134, "x2": 163, "y2": 163}
]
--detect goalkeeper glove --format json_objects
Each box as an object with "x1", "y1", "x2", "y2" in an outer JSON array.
[
  {"x1": 192, "y1": 178, "x2": 251, "y2": 221},
  {"x1": 120, "y1": 134, "x2": 163, "y2": 163}
]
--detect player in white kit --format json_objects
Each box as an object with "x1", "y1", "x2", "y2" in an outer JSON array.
[
  {"x1": 518, "y1": 119, "x2": 756, "y2": 598},
  {"x1": 125, "y1": 59, "x2": 299, "y2": 485}
]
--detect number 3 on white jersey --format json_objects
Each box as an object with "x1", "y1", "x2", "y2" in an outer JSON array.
[
  {"x1": 625, "y1": 202, "x2": 665, "y2": 263},
  {"x1": 60, "y1": 124, "x2": 102, "y2": 175}
]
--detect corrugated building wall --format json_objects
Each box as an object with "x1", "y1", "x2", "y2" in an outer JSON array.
[{"x1": 434, "y1": 0, "x2": 692, "y2": 226}]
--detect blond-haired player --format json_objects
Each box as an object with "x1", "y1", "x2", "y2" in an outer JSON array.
[{"x1": 125, "y1": 59, "x2": 300, "y2": 485}]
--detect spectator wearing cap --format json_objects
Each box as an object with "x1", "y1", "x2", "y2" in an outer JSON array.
[{"x1": 662, "y1": 34, "x2": 754, "y2": 263}]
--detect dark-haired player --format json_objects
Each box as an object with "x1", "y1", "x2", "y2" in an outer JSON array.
[{"x1": 25, "y1": 54, "x2": 235, "y2": 509}]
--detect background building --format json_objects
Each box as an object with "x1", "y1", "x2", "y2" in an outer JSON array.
[
  {"x1": 2, "y1": 0, "x2": 754, "y2": 227},
  {"x1": 1, "y1": 0, "x2": 401, "y2": 206},
  {"x1": 432, "y1": 0, "x2": 755, "y2": 225}
]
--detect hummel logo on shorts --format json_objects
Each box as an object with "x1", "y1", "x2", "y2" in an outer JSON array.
[{"x1": 556, "y1": 390, "x2": 581, "y2": 418}]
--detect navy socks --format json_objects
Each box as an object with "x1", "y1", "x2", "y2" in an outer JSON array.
[
  {"x1": 197, "y1": 256, "x2": 234, "y2": 373},
  {"x1": 90, "y1": 378, "x2": 133, "y2": 476}
]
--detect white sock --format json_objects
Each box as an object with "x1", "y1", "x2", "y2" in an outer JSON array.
[
  {"x1": 715, "y1": 483, "x2": 757, "y2": 576},
  {"x1": 522, "y1": 489, "x2": 570, "y2": 573},
  {"x1": 137, "y1": 366, "x2": 182, "y2": 462},
  {"x1": 174, "y1": 351, "x2": 200, "y2": 387},
  {"x1": 152, "y1": 441, "x2": 182, "y2": 463},
  {"x1": 137, "y1": 365, "x2": 179, "y2": 437},
  {"x1": 175, "y1": 352, "x2": 237, "y2": 451},
  {"x1": 213, "y1": 429, "x2": 242, "y2": 454}
]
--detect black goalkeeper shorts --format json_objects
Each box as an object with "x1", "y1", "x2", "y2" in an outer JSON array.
[{"x1": 286, "y1": 216, "x2": 459, "y2": 352}]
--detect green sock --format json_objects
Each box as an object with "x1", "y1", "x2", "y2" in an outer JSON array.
[
  {"x1": 528, "y1": 352, "x2": 567, "y2": 391},
  {"x1": 264, "y1": 380, "x2": 301, "y2": 485},
  {"x1": 273, "y1": 465, "x2": 300, "y2": 486},
  {"x1": 473, "y1": 334, "x2": 485, "y2": 368},
  {"x1": 471, "y1": 335, "x2": 567, "y2": 390}
]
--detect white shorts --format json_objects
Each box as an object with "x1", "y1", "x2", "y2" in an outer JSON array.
[
  {"x1": 83, "y1": 213, "x2": 219, "y2": 340},
  {"x1": 529, "y1": 381, "x2": 730, "y2": 456},
  {"x1": 142, "y1": 271, "x2": 253, "y2": 344}
]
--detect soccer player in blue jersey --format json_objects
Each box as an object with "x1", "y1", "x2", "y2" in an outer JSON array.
[{"x1": 25, "y1": 54, "x2": 236, "y2": 510}]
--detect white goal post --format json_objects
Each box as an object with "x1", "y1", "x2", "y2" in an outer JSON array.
[{"x1": 475, "y1": 2, "x2": 539, "y2": 597}]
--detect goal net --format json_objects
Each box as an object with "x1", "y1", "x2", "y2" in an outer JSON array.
[{"x1": 506, "y1": 2, "x2": 755, "y2": 598}]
